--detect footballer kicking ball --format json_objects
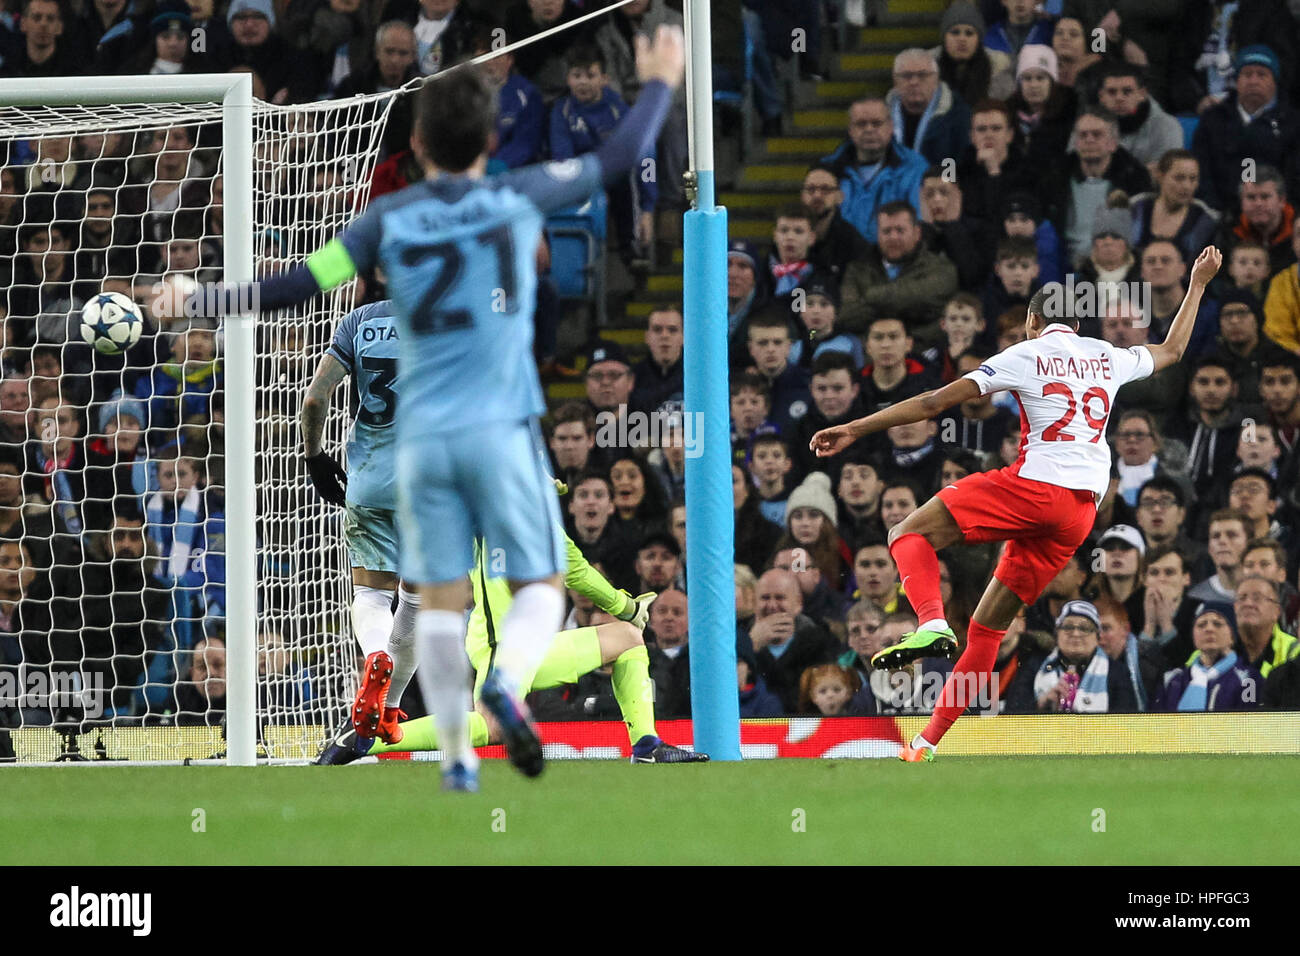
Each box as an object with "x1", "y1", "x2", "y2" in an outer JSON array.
[{"x1": 80, "y1": 291, "x2": 144, "y2": 355}]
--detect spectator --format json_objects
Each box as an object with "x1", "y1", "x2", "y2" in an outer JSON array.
[
  {"x1": 566, "y1": 471, "x2": 636, "y2": 592},
  {"x1": 606, "y1": 452, "x2": 668, "y2": 543},
  {"x1": 1262, "y1": 654, "x2": 1300, "y2": 708},
  {"x1": 995, "y1": 608, "x2": 1053, "y2": 713},
  {"x1": 172, "y1": 634, "x2": 226, "y2": 725},
  {"x1": 858, "y1": 315, "x2": 937, "y2": 427},
  {"x1": 227, "y1": 0, "x2": 317, "y2": 104},
  {"x1": 378, "y1": 0, "x2": 487, "y2": 77},
  {"x1": 919, "y1": 164, "x2": 995, "y2": 292},
  {"x1": 84, "y1": 396, "x2": 147, "y2": 517},
  {"x1": 996, "y1": 190, "x2": 1065, "y2": 286},
  {"x1": 744, "y1": 308, "x2": 811, "y2": 436},
  {"x1": 932, "y1": 2, "x2": 1015, "y2": 108},
  {"x1": 750, "y1": 434, "x2": 794, "y2": 526},
  {"x1": 633, "y1": 531, "x2": 681, "y2": 595},
  {"x1": 1224, "y1": 240, "x2": 1273, "y2": 302},
  {"x1": 984, "y1": 0, "x2": 1054, "y2": 59},
  {"x1": 850, "y1": 610, "x2": 953, "y2": 715},
  {"x1": 1167, "y1": 355, "x2": 1242, "y2": 502},
  {"x1": 887, "y1": 48, "x2": 971, "y2": 166},
  {"x1": 1258, "y1": 353, "x2": 1300, "y2": 456},
  {"x1": 834, "y1": 450, "x2": 885, "y2": 552},
  {"x1": 1224, "y1": 423, "x2": 1283, "y2": 490},
  {"x1": 788, "y1": 273, "x2": 864, "y2": 370},
  {"x1": 0, "y1": 536, "x2": 67, "y2": 726},
  {"x1": 1140, "y1": 239, "x2": 1220, "y2": 358},
  {"x1": 1226, "y1": 468, "x2": 1285, "y2": 549},
  {"x1": 72, "y1": 0, "x2": 130, "y2": 66},
  {"x1": 1135, "y1": 475, "x2": 1202, "y2": 560},
  {"x1": 1263, "y1": 229, "x2": 1300, "y2": 353},
  {"x1": 500, "y1": 0, "x2": 590, "y2": 104},
  {"x1": 884, "y1": 416, "x2": 945, "y2": 492},
  {"x1": 645, "y1": 587, "x2": 689, "y2": 717},
  {"x1": 935, "y1": 293, "x2": 985, "y2": 382},
  {"x1": 180, "y1": 0, "x2": 236, "y2": 73},
  {"x1": 1094, "y1": 69, "x2": 1184, "y2": 181},
  {"x1": 820, "y1": 97, "x2": 928, "y2": 244},
  {"x1": 792, "y1": 352, "x2": 865, "y2": 480},
  {"x1": 800, "y1": 164, "x2": 870, "y2": 283},
  {"x1": 1128, "y1": 150, "x2": 1221, "y2": 266},
  {"x1": 729, "y1": 372, "x2": 775, "y2": 464},
  {"x1": 1215, "y1": 291, "x2": 1278, "y2": 404},
  {"x1": 1078, "y1": 195, "x2": 1142, "y2": 287},
  {"x1": 549, "y1": 43, "x2": 655, "y2": 261},
  {"x1": 1026, "y1": 542, "x2": 1092, "y2": 633},
  {"x1": 1008, "y1": 45, "x2": 1078, "y2": 181},
  {"x1": 1192, "y1": 46, "x2": 1300, "y2": 214},
  {"x1": 1155, "y1": 602, "x2": 1261, "y2": 711},
  {"x1": 26, "y1": 396, "x2": 86, "y2": 548},
  {"x1": 548, "y1": 402, "x2": 599, "y2": 488},
  {"x1": 334, "y1": 22, "x2": 418, "y2": 155},
  {"x1": 645, "y1": 424, "x2": 685, "y2": 509},
  {"x1": 1139, "y1": 542, "x2": 1199, "y2": 667},
  {"x1": 1095, "y1": 523, "x2": 1146, "y2": 627},
  {"x1": 1233, "y1": 575, "x2": 1300, "y2": 679},
  {"x1": 0, "y1": 374, "x2": 30, "y2": 448},
  {"x1": 133, "y1": 319, "x2": 221, "y2": 447},
  {"x1": 839, "y1": 200, "x2": 959, "y2": 343},
  {"x1": 583, "y1": 339, "x2": 634, "y2": 422},
  {"x1": 1046, "y1": 107, "x2": 1153, "y2": 266},
  {"x1": 1094, "y1": 594, "x2": 1163, "y2": 711},
  {"x1": 732, "y1": 462, "x2": 781, "y2": 576},
  {"x1": 735, "y1": 562, "x2": 756, "y2": 633},
  {"x1": 8, "y1": 221, "x2": 82, "y2": 342},
  {"x1": 471, "y1": 25, "x2": 544, "y2": 169},
  {"x1": 1034, "y1": 599, "x2": 1137, "y2": 712},
  {"x1": 2, "y1": 0, "x2": 80, "y2": 76},
  {"x1": 737, "y1": 641, "x2": 782, "y2": 717},
  {"x1": 1241, "y1": 539, "x2": 1300, "y2": 635},
  {"x1": 119, "y1": 1, "x2": 196, "y2": 76},
  {"x1": 749, "y1": 568, "x2": 840, "y2": 712},
  {"x1": 771, "y1": 546, "x2": 848, "y2": 639},
  {"x1": 1189, "y1": 509, "x2": 1252, "y2": 603},
  {"x1": 1112, "y1": 408, "x2": 1174, "y2": 503},
  {"x1": 630, "y1": 305, "x2": 683, "y2": 416},
  {"x1": 764, "y1": 205, "x2": 816, "y2": 301},
  {"x1": 726, "y1": 240, "x2": 767, "y2": 351},
  {"x1": 937, "y1": 351, "x2": 1017, "y2": 454},
  {"x1": 879, "y1": 477, "x2": 924, "y2": 534},
  {"x1": 956, "y1": 99, "x2": 1033, "y2": 226},
  {"x1": 980, "y1": 237, "x2": 1040, "y2": 331},
  {"x1": 849, "y1": 540, "x2": 903, "y2": 612},
  {"x1": 797, "y1": 662, "x2": 860, "y2": 716},
  {"x1": 778, "y1": 472, "x2": 852, "y2": 593},
  {"x1": 1215, "y1": 168, "x2": 1297, "y2": 279},
  {"x1": 838, "y1": 599, "x2": 885, "y2": 678}
]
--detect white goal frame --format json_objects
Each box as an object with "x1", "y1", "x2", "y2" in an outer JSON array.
[{"x1": 0, "y1": 74, "x2": 258, "y2": 765}]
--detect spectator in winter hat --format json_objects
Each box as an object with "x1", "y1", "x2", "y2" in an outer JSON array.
[
  {"x1": 1155, "y1": 602, "x2": 1262, "y2": 711},
  {"x1": 931, "y1": 1, "x2": 1015, "y2": 108}
]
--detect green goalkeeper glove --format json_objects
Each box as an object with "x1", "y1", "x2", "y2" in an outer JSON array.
[{"x1": 616, "y1": 590, "x2": 657, "y2": 630}]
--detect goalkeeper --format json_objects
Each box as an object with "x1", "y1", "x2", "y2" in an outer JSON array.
[{"x1": 317, "y1": 481, "x2": 707, "y2": 765}]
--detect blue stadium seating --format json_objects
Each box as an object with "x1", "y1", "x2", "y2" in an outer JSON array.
[
  {"x1": 544, "y1": 190, "x2": 608, "y2": 326},
  {"x1": 1178, "y1": 114, "x2": 1200, "y2": 149}
]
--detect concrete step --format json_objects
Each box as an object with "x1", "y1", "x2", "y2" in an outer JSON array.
[
  {"x1": 737, "y1": 163, "x2": 809, "y2": 191},
  {"x1": 759, "y1": 135, "x2": 842, "y2": 158},
  {"x1": 856, "y1": 25, "x2": 942, "y2": 48},
  {"x1": 719, "y1": 190, "x2": 800, "y2": 210}
]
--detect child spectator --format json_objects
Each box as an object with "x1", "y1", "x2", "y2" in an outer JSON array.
[
  {"x1": 549, "y1": 44, "x2": 655, "y2": 263},
  {"x1": 1155, "y1": 602, "x2": 1262, "y2": 711},
  {"x1": 936, "y1": 292, "x2": 985, "y2": 382},
  {"x1": 730, "y1": 371, "x2": 776, "y2": 464},
  {"x1": 1224, "y1": 240, "x2": 1272, "y2": 302},
  {"x1": 850, "y1": 540, "x2": 904, "y2": 612},
  {"x1": 797, "y1": 662, "x2": 860, "y2": 716},
  {"x1": 473, "y1": 26, "x2": 544, "y2": 169},
  {"x1": 750, "y1": 434, "x2": 794, "y2": 527},
  {"x1": 744, "y1": 307, "x2": 811, "y2": 435},
  {"x1": 859, "y1": 316, "x2": 937, "y2": 439},
  {"x1": 981, "y1": 236, "x2": 1040, "y2": 329},
  {"x1": 789, "y1": 272, "x2": 864, "y2": 370},
  {"x1": 778, "y1": 472, "x2": 852, "y2": 592},
  {"x1": 998, "y1": 190, "x2": 1064, "y2": 285},
  {"x1": 766, "y1": 204, "x2": 816, "y2": 299},
  {"x1": 132, "y1": 319, "x2": 222, "y2": 448},
  {"x1": 733, "y1": 462, "x2": 782, "y2": 576},
  {"x1": 792, "y1": 351, "x2": 865, "y2": 480}
]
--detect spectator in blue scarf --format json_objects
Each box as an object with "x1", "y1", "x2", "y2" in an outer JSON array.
[{"x1": 1156, "y1": 603, "x2": 1263, "y2": 711}]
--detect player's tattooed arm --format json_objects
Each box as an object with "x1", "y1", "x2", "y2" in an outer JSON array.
[{"x1": 301, "y1": 353, "x2": 348, "y2": 456}]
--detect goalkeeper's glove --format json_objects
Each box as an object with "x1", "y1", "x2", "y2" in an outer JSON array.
[
  {"x1": 616, "y1": 590, "x2": 657, "y2": 630},
  {"x1": 305, "y1": 452, "x2": 348, "y2": 506},
  {"x1": 553, "y1": 478, "x2": 569, "y2": 495}
]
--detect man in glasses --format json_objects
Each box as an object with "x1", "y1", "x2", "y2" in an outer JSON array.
[
  {"x1": 1232, "y1": 575, "x2": 1299, "y2": 680},
  {"x1": 1135, "y1": 476, "x2": 1204, "y2": 569},
  {"x1": 801, "y1": 164, "x2": 868, "y2": 282}
]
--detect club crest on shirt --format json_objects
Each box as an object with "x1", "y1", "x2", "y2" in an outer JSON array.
[{"x1": 545, "y1": 159, "x2": 583, "y2": 182}]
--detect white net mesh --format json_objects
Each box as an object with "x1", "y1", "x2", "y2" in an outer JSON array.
[{"x1": 0, "y1": 89, "x2": 399, "y2": 762}]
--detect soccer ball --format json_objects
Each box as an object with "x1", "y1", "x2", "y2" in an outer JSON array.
[{"x1": 80, "y1": 292, "x2": 144, "y2": 355}]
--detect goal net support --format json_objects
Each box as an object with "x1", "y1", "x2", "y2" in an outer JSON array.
[{"x1": 0, "y1": 74, "x2": 397, "y2": 764}]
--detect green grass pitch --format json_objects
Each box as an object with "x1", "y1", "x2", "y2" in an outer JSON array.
[{"x1": 4, "y1": 756, "x2": 1297, "y2": 865}]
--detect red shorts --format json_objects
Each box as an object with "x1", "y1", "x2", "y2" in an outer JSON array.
[{"x1": 935, "y1": 467, "x2": 1098, "y2": 605}]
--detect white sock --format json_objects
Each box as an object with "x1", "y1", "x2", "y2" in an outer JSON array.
[
  {"x1": 491, "y1": 582, "x2": 565, "y2": 697},
  {"x1": 386, "y1": 587, "x2": 420, "y2": 708},
  {"x1": 351, "y1": 586, "x2": 394, "y2": 657},
  {"x1": 912, "y1": 734, "x2": 937, "y2": 752},
  {"x1": 415, "y1": 608, "x2": 476, "y2": 769},
  {"x1": 919, "y1": 618, "x2": 950, "y2": 634}
]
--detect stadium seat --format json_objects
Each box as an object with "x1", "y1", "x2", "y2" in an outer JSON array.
[
  {"x1": 713, "y1": 12, "x2": 755, "y2": 162},
  {"x1": 544, "y1": 191, "x2": 609, "y2": 326},
  {"x1": 1178, "y1": 114, "x2": 1199, "y2": 148}
]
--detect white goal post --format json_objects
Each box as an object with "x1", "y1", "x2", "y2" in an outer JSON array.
[{"x1": 0, "y1": 73, "x2": 397, "y2": 765}]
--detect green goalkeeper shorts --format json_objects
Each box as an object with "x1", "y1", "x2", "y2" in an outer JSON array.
[{"x1": 470, "y1": 625, "x2": 604, "y2": 698}]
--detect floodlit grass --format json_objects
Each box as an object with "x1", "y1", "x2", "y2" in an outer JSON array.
[{"x1": 3, "y1": 756, "x2": 1296, "y2": 865}]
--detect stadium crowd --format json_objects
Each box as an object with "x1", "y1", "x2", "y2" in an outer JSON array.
[{"x1": 1, "y1": 0, "x2": 1299, "y2": 750}]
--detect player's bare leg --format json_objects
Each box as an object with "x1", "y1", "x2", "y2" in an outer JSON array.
[
  {"x1": 417, "y1": 576, "x2": 479, "y2": 790},
  {"x1": 874, "y1": 497, "x2": 965, "y2": 670}
]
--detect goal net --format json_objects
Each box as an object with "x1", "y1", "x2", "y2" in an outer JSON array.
[{"x1": 0, "y1": 82, "x2": 398, "y2": 763}]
